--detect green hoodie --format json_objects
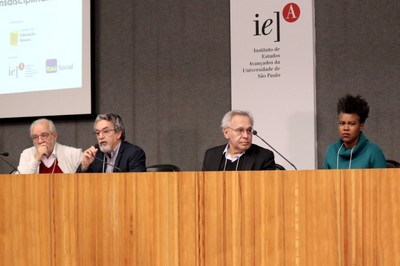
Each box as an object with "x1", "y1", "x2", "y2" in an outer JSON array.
[{"x1": 323, "y1": 132, "x2": 386, "y2": 169}]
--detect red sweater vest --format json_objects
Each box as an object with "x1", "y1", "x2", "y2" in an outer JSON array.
[{"x1": 39, "y1": 159, "x2": 63, "y2": 174}]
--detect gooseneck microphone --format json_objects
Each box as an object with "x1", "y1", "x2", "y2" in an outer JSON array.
[
  {"x1": 0, "y1": 152, "x2": 20, "y2": 174},
  {"x1": 93, "y1": 144, "x2": 121, "y2": 172},
  {"x1": 252, "y1": 130, "x2": 297, "y2": 170}
]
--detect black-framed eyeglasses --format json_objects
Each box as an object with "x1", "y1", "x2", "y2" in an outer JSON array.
[
  {"x1": 32, "y1": 132, "x2": 53, "y2": 142},
  {"x1": 94, "y1": 128, "x2": 115, "y2": 137},
  {"x1": 228, "y1": 127, "x2": 253, "y2": 135}
]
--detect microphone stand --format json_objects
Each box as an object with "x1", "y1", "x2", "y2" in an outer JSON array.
[
  {"x1": 0, "y1": 153, "x2": 20, "y2": 174},
  {"x1": 253, "y1": 130, "x2": 297, "y2": 170},
  {"x1": 93, "y1": 155, "x2": 122, "y2": 172},
  {"x1": 92, "y1": 144, "x2": 121, "y2": 172}
]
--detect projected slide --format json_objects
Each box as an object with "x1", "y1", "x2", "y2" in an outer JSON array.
[{"x1": 0, "y1": 0, "x2": 92, "y2": 119}]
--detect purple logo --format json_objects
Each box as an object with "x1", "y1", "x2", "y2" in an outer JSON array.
[{"x1": 46, "y1": 59, "x2": 57, "y2": 73}]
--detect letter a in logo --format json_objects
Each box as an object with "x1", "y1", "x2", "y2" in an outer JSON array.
[{"x1": 283, "y1": 3, "x2": 300, "y2": 23}]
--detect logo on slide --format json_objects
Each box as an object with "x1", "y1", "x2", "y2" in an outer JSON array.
[
  {"x1": 8, "y1": 63, "x2": 24, "y2": 79},
  {"x1": 46, "y1": 59, "x2": 57, "y2": 73},
  {"x1": 19, "y1": 63, "x2": 25, "y2": 71},
  {"x1": 10, "y1": 31, "x2": 18, "y2": 46}
]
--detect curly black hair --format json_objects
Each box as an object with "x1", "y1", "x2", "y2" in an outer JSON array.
[{"x1": 337, "y1": 94, "x2": 369, "y2": 123}]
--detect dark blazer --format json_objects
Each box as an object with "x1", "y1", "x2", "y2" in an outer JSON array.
[
  {"x1": 202, "y1": 144, "x2": 275, "y2": 171},
  {"x1": 78, "y1": 141, "x2": 146, "y2": 173}
]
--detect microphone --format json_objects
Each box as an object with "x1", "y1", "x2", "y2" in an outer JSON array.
[
  {"x1": 252, "y1": 130, "x2": 297, "y2": 170},
  {"x1": 93, "y1": 144, "x2": 121, "y2": 172},
  {"x1": 0, "y1": 152, "x2": 20, "y2": 174}
]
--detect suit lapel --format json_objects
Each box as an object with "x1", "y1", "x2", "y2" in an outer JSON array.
[
  {"x1": 211, "y1": 145, "x2": 226, "y2": 170},
  {"x1": 242, "y1": 145, "x2": 255, "y2": 170},
  {"x1": 113, "y1": 142, "x2": 125, "y2": 172}
]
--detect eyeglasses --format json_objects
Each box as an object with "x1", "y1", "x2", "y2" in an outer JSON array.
[
  {"x1": 32, "y1": 132, "x2": 53, "y2": 142},
  {"x1": 228, "y1": 127, "x2": 253, "y2": 135},
  {"x1": 94, "y1": 128, "x2": 115, "y2": 137}
]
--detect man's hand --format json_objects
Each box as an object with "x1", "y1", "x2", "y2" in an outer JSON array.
[
  {"x1": 34, "y1": 144, "x2": 49, "y2": 161},
  {"x1": 81, "y1": 145, "x2": 98, "y2": 170}
]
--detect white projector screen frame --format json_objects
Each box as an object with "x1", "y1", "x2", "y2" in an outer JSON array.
[{"x1": 0, "y1": 0, "x2": 93, "y2": 119}]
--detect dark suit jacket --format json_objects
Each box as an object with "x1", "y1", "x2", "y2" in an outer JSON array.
[
  {"x1": 78, "y1": 141, "x2": 146, "y2": 173},
  {"x1": 202, "y1": 144, "x2": 275, "y2": 171}
]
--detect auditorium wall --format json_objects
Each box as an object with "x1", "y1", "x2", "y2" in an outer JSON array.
[{"x1": 0, "y1": 0, "x2": 398, "y2": 172}]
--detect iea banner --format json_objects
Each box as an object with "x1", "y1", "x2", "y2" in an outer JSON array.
[{"x1": 231, "y1": 1, "x2": 316, "y2": 169}]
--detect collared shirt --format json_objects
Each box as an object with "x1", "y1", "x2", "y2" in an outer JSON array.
[
  {"x1": 223, "y1": 144, "x2": 245, "y2": 162},
  {"x1": 104, "y1": 143, "x2": 121, "y2": 173}
]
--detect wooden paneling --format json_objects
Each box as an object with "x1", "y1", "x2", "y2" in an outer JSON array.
[
  {"x1": 0, "y1": 174, "x2": 52, "y2": 265},
  {"x1": 1, "y1": 170, "x2": 400, "y2": 265}
]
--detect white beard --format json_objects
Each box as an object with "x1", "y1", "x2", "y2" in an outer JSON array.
[{"x1": 99, "y1": 144, "x2": 112, "y2": 154}]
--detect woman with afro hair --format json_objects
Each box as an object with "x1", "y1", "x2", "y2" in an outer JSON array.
[{"x1": 323, "y1": 94, "x2": 386, "y2": 169}]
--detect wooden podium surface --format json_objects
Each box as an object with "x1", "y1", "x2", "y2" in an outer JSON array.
[{"x1": 1, "y1": 169, "x2": 399, "y2": 265}]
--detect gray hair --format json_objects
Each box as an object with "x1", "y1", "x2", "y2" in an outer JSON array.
[
  {"x1": 221, "y1": 110, "x2": 254, "y2": 130},
  {"x1": 30, "y1": 118, "x2": 56, "y2": 137},
  {"x1": 94, "y1": 113, "x2": 126, "y2": 141}
]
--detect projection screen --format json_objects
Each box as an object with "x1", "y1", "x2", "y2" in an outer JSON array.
[{"x1": 0, "y1": 0, "x2": 93, "y2": 119}]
